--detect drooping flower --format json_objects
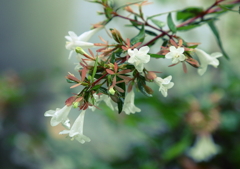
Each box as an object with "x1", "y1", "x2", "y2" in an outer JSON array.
[
  {"x1": 127, "y1": 46, "x2": 150, "y2": 72},
  {"x1": 154, "y1": 75, "x2": 174, "y2": 97},
  {"x1": 60, "y1": 110, "x2": 90, "y2": 144},
  {"x1": 165, "y1": 46, "x2": 186, "y2": 64},
  {"x1": 44, "y1": 105, "x2": 72, "y2": 129},
  {"x1": 187, "y1": 134, "x2": 220, "y2": 162},
  {"x1": 194, "y1": 48, "x2": 222, "y2": 75},
  {"x1": 122, "y1": 90, "x2": 141, "y2": 115},
  {"x1": 65, "y1": 27, "x2": 101, "y2": 59}
]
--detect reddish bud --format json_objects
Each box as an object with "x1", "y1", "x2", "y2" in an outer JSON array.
[{"x1": 65, "y1": 96, "x2": 76, "y2": 106}]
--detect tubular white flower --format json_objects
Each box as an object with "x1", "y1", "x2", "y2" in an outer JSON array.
[
  {"x1": 122, "y1": 90, "x2": 141, "y2": 115},
  {"x1": 194, "y1": 48, "x2": 222, "y2": 76},
  {"x1": 65, "y1": 27, "x2": 101, "y2": 59},
  {"x1": 187, "y1": 134, "x2": 220, "y2": 162},
  {"x1": 127, "y1": 46, "x2": 150, "y2": 72},
  {"x1": 165, "y1": 46, "x2": 186, "y2": 64},
  {"x1": 60, "y1": 110, "x2": 90, "y2": 144},
  {"x1": 44, "y1": 105, "x2": 72, "y2": 129},
  {"x1": 154, "y1": 75, "x2": 174, "y2": 97}
]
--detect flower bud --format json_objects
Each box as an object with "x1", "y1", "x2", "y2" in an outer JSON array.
[
  {"x1": 109, "y1": 87, "x2": 115, "y2": 95},
  {"x1": 110, "y1": 29, "x2": 124, "y2": 43},
  {"x1": 144, "y1": 85, "x2": 154, "y2": 95},
  {"x1": 145, "y1": 71, "x2": 157, "y2": 80},
  {"x1": 75, "y1": 47, "x2": 88, "y2": 55},
  {"x1": 73, "y1": 102, "x2": 79, "y2": 108}
]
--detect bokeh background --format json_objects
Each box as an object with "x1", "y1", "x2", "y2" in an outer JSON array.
[{"x1": 0, "y1": 0, "x2": 240, "y2": 168}]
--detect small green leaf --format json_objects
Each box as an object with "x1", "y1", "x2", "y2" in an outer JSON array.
[
  {"x1": 208, "y1": 21, "x2": 229, "y2": 59},
  {"x1": 145, "y1": 30, "x2": 158, "y2": 36},
  {"x1": 163, "y1": 132, "x2": 191, "y2": 161},
  {"x1": 115, "y1": 1, "x2": 142, "y2": 12},
  {"x1": 167, "y1": 13, "x2": 177, "y2": 33},
  {"x1": 66, "y1": 79, "x2": 77, "y2": 83},
  {"x1": 218, "y1": 4, "x2": 239, "y2": 13},
  {"x1": 91, "y1": 84, "x2": 102, "y2": 90},
  {"x1": 91, "y1": 56, "x2": 98, "y2": 82},
  {"x1": 137, "y1": 75, "x2": 152, "y2": 97},
  {"x1": 147, "y1": 10, "x2": 171, "y2": 20},
  {"x1": 130, "y1": 25, "x2": 145, "y2": 45},
  {"x1": 98, "y1": 87, "x2": 108, "y2": 95},
  {"x1": 176, "y1": 7, "x2": 203, "y2": 21},
  {"x1": 117, "y1": 97, "x2": 124, "y2": 114},
  {"x1": 177, "y1": 23, "x2": 201, "y2": 31},
  {"x1": 104, "y1": 6, "x2": 113, "y2": 19},
  {"x1": 151, "y1": 18, "x2": 165, "y2": 28},
  {"x1": 149, "y1": 53, "x2": 165, "y2": 58}
]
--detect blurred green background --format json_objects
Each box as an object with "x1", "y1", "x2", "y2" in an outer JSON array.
[{"x1": 0, "y1": 0, "x2": 240, "y2": 169}]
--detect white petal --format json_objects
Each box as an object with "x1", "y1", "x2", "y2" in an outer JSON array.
[
  {"x1": 198, "y1": 66, "x2": 207, "y2": 76},
  {"x1": 165, "y1": 52, "x2": 174, "y2": 59},
  {"x1": 209, "y1": 58, "x2": 219, "y2": 67},
  {"x1": 162, "y1": 76, "x2": 172, "y2": 84},
  {"x1": 160, "y1": 87, "x2": 168, "y2": 97},
  {"x1": 211, "y1": 52, "x2": 222, "y2": 58},
  {"x1": 138, "y1": 54, "x2": 150, "y2": 63},
  {"x1": 75, "y1": 134, "x2": 91, "y2": 144},
  {"x1": 78, "y1": 27, "x2": 102, "y2": 42},
  {"x1": 69, "y1": 111, "x2": 86, "y2": 137},
  {"x1": 50, "y1": 105, "x2": 72, "y2": 126},
  {"x1": 172, "y1": 57, "x2": 179, "y2": 64},
  {"x1": 62, "y1": 119, "x2": 71, "y2": 129},
  {"x1": 179, "y1": 54, "x2": 186, "y2": 61},
  {"x1": 176, "y1": 47, "x2": 184, "y2": 54},
  {"x1": 44, "y1": 109, "x2": 56, "y2": 117},
  {"x1": 65, "y1": 36, "x2": 72, "y2": 41},
  {"x1": 166, "y1": 82, "x2": 174, "y2": 89},
  {"x1": 169, "y1": 46, "x2": 177, "y2": 52},
  {"x1": 74, "y1": 41, "x2": 94, "y2": 48},
  {"x1": 139, "y1": 46, "x2": 150, "y2": 54},
  {"x1": 68, "y1": 31, "x2": 78, "y2": 39},
  {"x1": 135, "y1": 63, "x2": 144, "y2": 72},
  {"x1": 59, "y1": 130, "x2": 70, "y2": 135}
]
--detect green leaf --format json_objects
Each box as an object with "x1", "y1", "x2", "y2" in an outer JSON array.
[
  {"x1": 167, "y1": 13, "x2": 177, "y2": 33},
  {"x1": 117, "y1": 97, "x2": 124, "y2": 114},
  {"x1": 162, "y1": 132, "x2": 191, "y2": 161},
  {"x1": 91, "y1": 56, "x2": 98, "y2": 82},
  {"x1": 151, "y1": 18, "x2": 165, "y2": 28},
  {"x1": 145, "y1": 30, "x2": 158, "y2": 36},
  {"x1": 104, "y1": 6, "x2": 113, "y2": 19},
  {"x1": 176, "y1": 7, "x2": 203, "y2": 21},
  {"x1": 91, "y1": 84, "x2": 102, "y2": 90},
  {"x1": 137, "y1": 75, "x2": 152, "y2": 97},
  {"x1": 177, "y1": 23, "x2": 201, "y2": 31},
  {"x1": 147, "y1": 10, "x2": 172, "y2": 20},
  {"x1": 66, "y1": 79, "x2": 77, "y2": 83},
  {"x1": 130, "y1": 25, "x2": 145, "y2": 45},
  {"x1": 208, "y1": 21, "x2": 229, "y2": 59},
  {"x1": 149, "y1": 53, "x2": 165, "y2": 58},
  {"x1": 218, "y1": 4, "x2": 239, "y2": 13},
  {"x1": 115, "y1": 1, "x2": 142, "y2": 12},
  {"x1": 98, "y1": 87, "x2": 108, "y2": 95}
]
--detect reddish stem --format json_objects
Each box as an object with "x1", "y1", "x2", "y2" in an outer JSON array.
[{"x1": 92, "y1": 73, "x2": 108, "y2": 86}]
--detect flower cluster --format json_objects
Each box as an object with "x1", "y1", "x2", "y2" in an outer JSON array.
[{"x1": 44, "y1": 0, "x2": 230, "y2": 143}]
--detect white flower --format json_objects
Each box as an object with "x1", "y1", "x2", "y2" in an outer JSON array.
[
  {"x1": 60, "y1": 110, "x2": 90, "y2": 144},
  {"x1": 154, "y1": 75, "x2": 174, "y2": 97},
  {"x1": 127, "y1": 46, "x2": 150, "y2": 72},
  {"x1": 65, "y1": 27, "x2": 101, "y2": 59},
  {"x1": 122, "y1": 90, "x2": 141, "y2": 115},
  {"x1": 187, "y1": 134, "x2": 220, "y2": 162},
  {"x1": 165, "y1": 46, "x2": 186, "y2": 64},
  {"x1": 44, "y1": 105, "x2": 72, "y2": 129},
  {"x1": 194, "y1": 48, "x2": 222, "y2": 76}
]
